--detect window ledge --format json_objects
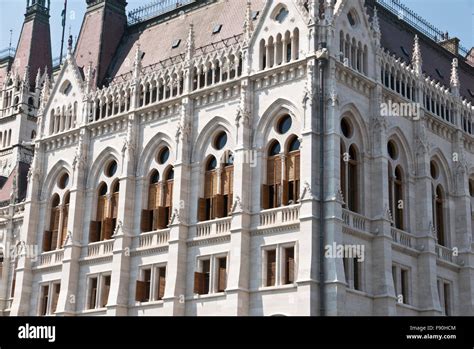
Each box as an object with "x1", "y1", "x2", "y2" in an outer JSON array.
[
  {"x1": 257, "y1": 283, "x2": 297, "y2": 292},
  {"x1": 191, "y1": 292, "x2": 226, "y2": 300},
  {"x1": 133, "y1": 300, "x2": 164, "y2": 307},
  {"x1": 82, "y1": 307, "x2": 107, "y2": 314}
]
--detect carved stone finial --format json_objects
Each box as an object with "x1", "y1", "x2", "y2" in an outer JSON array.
[
  {"x1": 412, "y1": 35, "x2": 423, "y2": 76},
  {"x1": 450, "y1": 58, "x2": 460, "y2": 96}
]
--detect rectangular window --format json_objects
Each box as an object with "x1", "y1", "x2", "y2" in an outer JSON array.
[
  {"x1": 266, "y1": 249, "x2": 276, "y2": 287},
  {"x1": 344, "y1": 258, "x2": 351, "y2": 284},
  {"x1": 443, "y1": 282, "x2": 451, "y2": 316},
  {"x1": 100, "y1": 275, "x2": 111, "y2": 308},
  {"x1": 51, "y1": 283, "x2": 60, "y2": 314},
  {"x1": 39, "y1": 284, "x2": 50, "y2": 316},
  {"x1": 283, "y1": 247, "x2": 295, "y2": 285},
  {"x1": 156, "y1": 267, "x2": 166, "y2": 301},
  {"x1": 392, "y1": 266, "x2": 398, "y2": 296},
  {"x1": 88, "y1": 277, "x2": 98, "y2": 310},
  {"x1": 353, "y1": 258, "x2": 361, "y2": 291},
  {"x1": 194, "y1": 258, "x2": 211, "y2": 295},
  {"x1": 135, "y1": 268, "x2": 151, "y2": 302},
  {"x1": 401, "y1": 268, "x2": 409, "y2": 304},
  {"x1": 217, "y1": 257, "x2": 227, "y2": 292}
]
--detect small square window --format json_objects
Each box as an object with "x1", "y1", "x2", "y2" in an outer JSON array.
[
  {"x1": 212, "y1": 24, "x2": 222, "y2": 34},
  {"x1": 172, "y1": 39, "x2": 181, "y2": 49}
]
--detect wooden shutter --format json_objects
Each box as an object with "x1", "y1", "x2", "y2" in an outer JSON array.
[
  {"x1": 157, "y1": 267, "x2": 166, "y2": 300},
  {"x1": 287, "y1": 154, "x2": 295, "y2": 181},
  {"x1": 89, "y1": 221, "x2": 100, "y2": 243},
  {"x1": 51, "y1": 207, "x2": 60, "y2": 231},
  {"x1": 222, "y1": 166, "x2": 234, "y2": 195},
  {"x1": 294, "y1": 153, "x2": 300, "y2": 180},
  {"x1": 198, "y1": 198, "x2": 207, "y2": 222},
  {"x1": 154, "y1": 207, "x2": 168, "y2": 230},
  {"x1": 148, "y1": 185, "x2": 157, "y2": 209},
  {"x1": 141, "y1": 210, "x2": 153, "y2": 232},
  {"x1": 165, "y1": 181, "x2": 173, "y2": 207},
  {"x1": 267, "y1": 159, "x2": 275, "y2": 184},
  {"x1": 218, "y1": 259, "x2": 227, "y2": 292},
  {"x1": 214, "y1": 194, "x2": 225, "y2": 219},
  {"x1": 227, "y1": 193, "x2": 233, "y2": 216},
  {"x1": 274, "y1": 157, "x2": 282, "y2": 183},
  {"x1": 262, "y1": 185, "x2": 270, "y2": 210},
  {"x1": 194, "y1": 272, "x2": 205, "y2": 294},
  {"x1": 51, "y1": 230, "x2": 58, "y2": 250},
  {"x1": 111, "y1": 193, "x2": 119, "y2": 219},
  {"x1": 61, "y1": 205, "x2": 69, "y2": 247},
  {"x1": 103, "y1": 218, "x2": 114, "y2": 240},
  {"x1": 97, "y1": 196, "x2": 107, "y2": 221},
  {"x1": 43, "y1": 231, "x2": 52, "y2": 252},
  {"x1": 282, "y1": 180, "x2": 289, "y2": 206},
  {"x1": 135, "y1": 280, "x2": 147, "y2": 302},
  {"x1": 205, "y1": 173, "x2": 212, "y2": 198},
  {"x1": 267, "y1": 250, "x2": 276, "y2": 286}
]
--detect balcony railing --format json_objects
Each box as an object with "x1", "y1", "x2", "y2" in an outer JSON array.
[
  {"x1": 138, "y1": 229, "x2": 170, "y2": 248},
  {"x1": 195, "y1": 217, "x2": 232, "y2": 238},
  {"x1": 341, "y1": 209, "x2": 368, "y2": 232},
  {"x1": 435, "y1": 244, "x2": 454, "y2": 263},
  {"x1": 258, "y1": 205, "x2": 300, "y2": 228},
  {"x1": 390, "y1": 227, "x2": 415, "y2": 249},
  {"x1": 37, "y1": 249, "x2": 64, "y2": 267},
  {"x1": 86, "y1": 240, "x2": 114, "y2": 258}
]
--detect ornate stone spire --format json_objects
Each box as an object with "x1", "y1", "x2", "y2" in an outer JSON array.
[
  {"x1": 243, "y1": 0, "x2": 253, "y2": 45},
  {"x1": 35, "y1": 68, "x2": 42, "y2": 89},
  {"x1": 85, "y1": 61, "x2": 94, "y2": 94},
  {"x1": 133, "y1": 43, "x2": 142, "y2": 80},
  {"x1": 412, "y1": 35, "x2": 423, "y2": 76},
  {"x1": 372, "y1": 7, "x2": 380, "y2": 35},
  {"x1": 186, "y1": 24, "x2": 195, "y2": 62},
  {"x1": 22, "y1": 65, "x2": 30, "y2": 91},
  {"x1": 450, "y1": 58, "x2": 460, "y2": 96}
]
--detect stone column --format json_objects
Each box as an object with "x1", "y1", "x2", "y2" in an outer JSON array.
[{"x1": 55, "y1": 128, "x2": 89, "y2": 316}]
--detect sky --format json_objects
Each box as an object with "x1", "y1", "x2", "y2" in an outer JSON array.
[{"x1": 0, "y1": 0, "x2": 473, "y2": 60}]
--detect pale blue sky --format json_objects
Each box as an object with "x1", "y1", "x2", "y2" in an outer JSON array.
[{"x1": 0, "y1": 0, "x2": 473, "y2": 59}]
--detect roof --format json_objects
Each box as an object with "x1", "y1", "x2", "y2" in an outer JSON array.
[
  {"x1": 369, "y1": 1, "x2": 474, "y2": 103},
  {"x1": 106, "y1": 0, "x2": 266, "y2": 80}
]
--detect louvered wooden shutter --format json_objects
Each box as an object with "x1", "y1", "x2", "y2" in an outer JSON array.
[
  {"x1": 97, "y1": 196, "x2": 107, "y2": 221},
  {"x1": 156, "y1": 206, "x2": 168, "y2": 230},
  {"x1": 112, "y1": 193, "x2": 119, "y2": 218},
  {"x1": 295, "y1": 153, "x2": 300, "y2": 179},
  {"x1": 287, "y1": 154, "x2": 295, "y2": 181},
  {"x1": 135, "y1": 280, "x2": 147, "y2": 302},
  {"x1": 103, "y1": 218, "x2": 114, "y2": 240},
  {"x1": 214, "y1": 194, "x2": 225, "y2": 219},
  {"x1": 157, "y1": 267, "x2": 166, "y2": 300},
  {"x1": 148, "y1": 185, "x2": 157, "y2": 209},
  {"x1": 227, "y1": 193, "x2": 233, "y2": 216},
  {"x1": 198, "y1": 198, "x2": 207, "y2": 222},
  {"x1": 165, "y1": 181, "x2": 173, "y2": 207},
  {"x1": 43, "y1": 231, "x2": 52, "y2": 252},
  {"x1": 61, "y1": 205, "x2": 69, "y2": 247},
  {"x1": 286, "y1": 256, "x2": 295, "y2": 283},
  {"x1": 89, "y1": 221, "x2": 100, "y2": 243},
  {"x1": 262, "y1": 185, "x2": 270, "y2": 210},
  {"x1": 274, "y1": 157, "x2": 282, "y2": 183},
  {"x1": 267, "y1": 250, "x2": 276, "y2": 286},
  {"x1": 50, "y1": 230, "x2": 58, "y2": 250},
  {"x1": 217, "y1": 266, "x2": 227, "y2": 292},
  {"x1": 205, "y1": 173, "x2": 212, "y2": 198},
  {"x1": 52, "y1": 207, "x2": 60, "y2": 231},
  {"x1": 282, "y1": 180, "x2": 289, "y2": 205},
  {"x1": 141, "y1": 210, "x2": 152, "y2": 232},
  {"x1": 222, "y1": 166, "x2": 233, "y2": 195},
  {"x1": 194, "y1": 272, "x2": 205, "y2": 294},
  {"x1": 267, "y1": 159, "x2": 275, "y2": 184}
]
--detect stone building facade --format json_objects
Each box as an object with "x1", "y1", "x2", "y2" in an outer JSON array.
[{"x1": 1, "y1": 0, "x2": 473, "y2": 316}]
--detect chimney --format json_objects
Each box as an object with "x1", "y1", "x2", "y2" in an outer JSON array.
[
  {"x1": 75, "y1": 0, "x2": 127, "y2": 87},
  {"x1": 11, "y1": 0, "x2": 53, "y2": 86},
  {"x1": 440, "y1": 37, "x2": 460, "y2": 56}
]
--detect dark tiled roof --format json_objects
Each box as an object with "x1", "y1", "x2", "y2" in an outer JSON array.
[
  {"x1": 367, "y1": 1, "x2": 474, "y2": 103},
  {"x1": 106, "y1": 0, "x2": 265, "y2": 81}
]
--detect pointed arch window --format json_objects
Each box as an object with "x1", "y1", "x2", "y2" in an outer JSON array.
[
  {"x1": 262, "y1": 141, "x2": 282, "y2": 209},
  {"x1": 286, "y1": 136, "x2": 300, "y2": 204},
  {"x1": 43, "y1": 191, "x2": 70, "y2": 252},
  {"x1": 347, "y1": 145, "x2": 359, "y2": 213},
  {"x1": 388, "y1": 164, "x2": 404, "y2": 230},
  {"x1": 433, "y1": 184, "x2": 446, "y2": 246},
  {"x1": 90, "y1": 182, "x2": 114, "y2": 243}
]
